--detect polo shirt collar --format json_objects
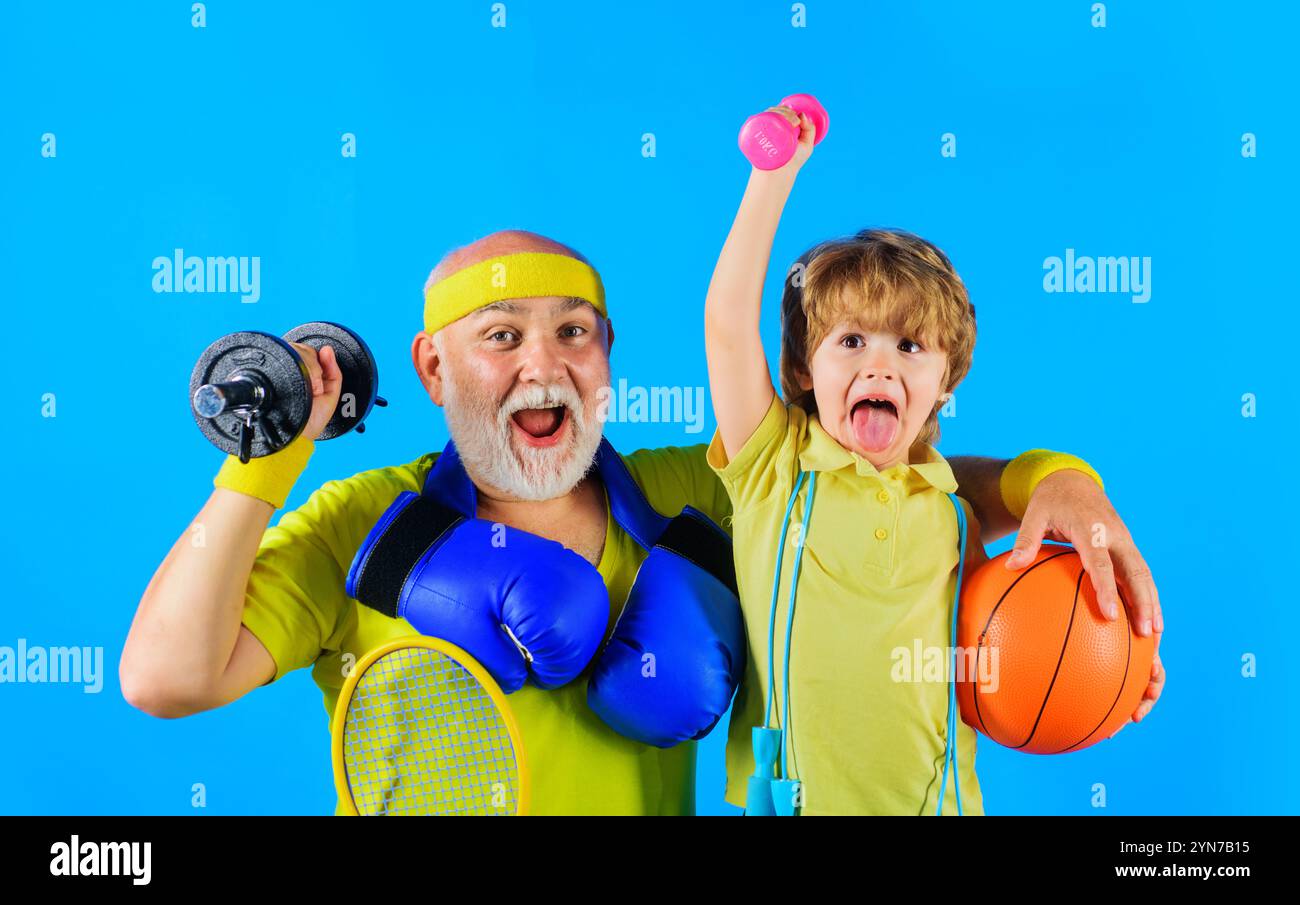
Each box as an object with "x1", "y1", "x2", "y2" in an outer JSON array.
[{"x1": 799, "y1": 412, "x2": 958, "y2": 494}]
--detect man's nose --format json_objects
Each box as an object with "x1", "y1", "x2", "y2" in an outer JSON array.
[{"x1": 517, "y1": 335, "x2": 568, "y2": 384}]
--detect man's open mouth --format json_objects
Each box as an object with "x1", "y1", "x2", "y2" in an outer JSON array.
[
  {"x1": 510, "y1": 406, "x2": 571, "y2": 446},
  {"x1": 850, "y1": 397, "x2": 899, "y2": 453}
]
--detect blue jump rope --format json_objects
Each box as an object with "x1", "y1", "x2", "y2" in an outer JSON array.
[{"x1": 745, "y1": 470, "x2": 970, "y2": 816}]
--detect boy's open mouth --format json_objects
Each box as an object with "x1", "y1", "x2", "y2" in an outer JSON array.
[
  {"x1": 850, "y1": 397, "x2": 899, "y2": 453},
  {"x1": 510, "y1": 406, "x2": 570, "y2": 447}
]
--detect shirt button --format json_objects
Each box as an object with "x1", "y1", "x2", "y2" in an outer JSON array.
[
  {"x1": 877, "y1": 490, "x2": 890, "y2": 504},
  {"x1": 874, "y1": 528, "x2": 888, "y2": 541}
]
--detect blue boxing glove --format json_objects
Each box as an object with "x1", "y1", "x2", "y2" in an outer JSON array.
[
  {"x1": 587, "y1": 510, "x2": 746, "y2": 748},
  {"x1": 347, "y1": 492, "x2": 609, "y2": 693}
]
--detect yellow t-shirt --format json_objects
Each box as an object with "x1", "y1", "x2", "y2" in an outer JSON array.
[
  {"x1": 239, "y1": 442, "x2": 732, "y2": 816},
  {"x1": 706, "y1": 395, "x2": 985, "y2": 816}
]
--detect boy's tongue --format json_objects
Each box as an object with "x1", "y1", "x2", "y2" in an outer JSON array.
[
  {"x1": 851, "y1": 403, "x2": 898, "y2": 453},
  {"x1": 513, "y1": 407, "x2": 564, "y2": 438}
]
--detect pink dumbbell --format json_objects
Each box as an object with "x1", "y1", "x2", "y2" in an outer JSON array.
[{"x1": 737, "y1": 93, "x2": 830, "y2": 170}]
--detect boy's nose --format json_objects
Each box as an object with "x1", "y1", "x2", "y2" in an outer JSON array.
[
  {"x1": 858, "y1": 363, "x2": 898, "y2": 382},
  {"x1": 857, "y1": 344, "x2": 900, "y2": 381}
]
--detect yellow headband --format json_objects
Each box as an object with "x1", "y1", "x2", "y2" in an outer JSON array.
[{"x1": 423, "y1": 252, "x2": 607, "y2": 334}]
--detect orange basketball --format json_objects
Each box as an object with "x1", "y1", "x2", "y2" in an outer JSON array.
[{"x1": 956, "y1": 544, "x2": 1154, "y2": 754}]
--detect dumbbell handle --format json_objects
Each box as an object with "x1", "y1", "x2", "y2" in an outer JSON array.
[{"x1": 193, "y1": 374, "x2": 268, "y2": 419}]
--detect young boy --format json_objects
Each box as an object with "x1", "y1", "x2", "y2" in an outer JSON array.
[{"x1": 704, "y1": 103, "x2": 986, "y2": 815}]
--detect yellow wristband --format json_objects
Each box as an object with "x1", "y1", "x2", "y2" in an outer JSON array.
[
  {"x1": 212, "y1": 433, "x2": 316, "y2": 509},
  {"x1": 1000, "y1": 449, "x2": 1104, "y2": 520}
]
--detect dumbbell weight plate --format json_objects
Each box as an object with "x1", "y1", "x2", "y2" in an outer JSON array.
[
  {"x1": 188, "y1": 331, "x2": 312, "y2": 458},
  {"x1": 283, "y1": 322, "x2": 380, "y2": 441}
]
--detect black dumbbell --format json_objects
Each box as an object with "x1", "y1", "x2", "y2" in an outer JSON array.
[{"x1": 189, "y1": 321, "x2": 388, "y2": 463}]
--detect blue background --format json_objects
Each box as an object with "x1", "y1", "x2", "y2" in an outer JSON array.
[{"x1": 1, "y1": 1, "x2": 1294, "y2": 815}]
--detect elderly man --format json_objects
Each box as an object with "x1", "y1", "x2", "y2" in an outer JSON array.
[{"x1": 122, "y1": 229, "x2": 1164, "y2": 815}]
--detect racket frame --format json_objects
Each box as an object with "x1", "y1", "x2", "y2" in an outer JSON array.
[{"x1": 331, "y1": 635, "x2": 531, "y2": 816}]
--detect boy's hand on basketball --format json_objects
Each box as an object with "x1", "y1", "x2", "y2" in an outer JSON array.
[
  {"x1": 1006, "y1": 469, "x2": 1166, "y2": 731},
  {"x1": 1005, "y1": 469, "x2": 1163, "y2": 636},
  {"x1": 1123, "y1": 646, "x2": 1164, "y2": 729}
]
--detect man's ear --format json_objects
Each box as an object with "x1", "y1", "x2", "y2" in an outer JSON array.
[
  {"x1": 411, "y1": 330, "x2": 445, "y2": 406},
  {"x1": 604, "y1": 316, "x2": 615, "y2": 354}
]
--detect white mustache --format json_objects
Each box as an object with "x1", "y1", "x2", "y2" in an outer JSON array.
[{"x1": 500, "y1": 384, "x2": 584, "y2": 420}]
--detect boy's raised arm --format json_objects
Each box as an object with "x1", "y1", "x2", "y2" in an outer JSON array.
[{"x1": 705, "y1": 107, "x2": 818, "y2": 460}]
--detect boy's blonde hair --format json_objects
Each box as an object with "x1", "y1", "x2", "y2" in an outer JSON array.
[{"x1": 779, "y1": 228, "x2": 976, "y2": 446}]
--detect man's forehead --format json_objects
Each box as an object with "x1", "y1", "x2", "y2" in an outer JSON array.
[{"x1": 467, "y1": 296, "x2": 596, "y2": 319}]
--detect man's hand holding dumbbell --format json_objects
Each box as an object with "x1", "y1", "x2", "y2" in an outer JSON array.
[
  {"x1": 288, "y1": 342, "x2": 343, "y2": 444},
  {"x1": 189, "y1": 322, "x2": 384, "y2": 462}
]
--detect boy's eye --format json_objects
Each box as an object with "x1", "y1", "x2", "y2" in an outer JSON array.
[
  {"x1": 840, "y1": 334, "x2": 865, "y2": 349},
  {"x1": 898, "y1": 338, "x2": 923, "y2": 353}
]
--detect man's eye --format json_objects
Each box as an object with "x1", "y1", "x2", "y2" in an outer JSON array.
[
  {"x1": 489, "y1": 330, "x2": 517, "y2": 343},
  {"x1": 898, "y1": 338, "x2": 923, "y2": 353},
  {"x1": 560, "y1": 325, "x2": 587, "y2": 339}
]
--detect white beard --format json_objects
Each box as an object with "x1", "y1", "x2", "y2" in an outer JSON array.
[{"x1": 441, "y1": 369, "x2": 604, "y2": 502}]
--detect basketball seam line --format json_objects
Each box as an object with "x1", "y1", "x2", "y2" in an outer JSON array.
[
  {"x1": 1013, "y1": 567, "x2": 1081, "y2": 750},
  {"x1": 1058, "y1": 585, "x2": 1133, "y2": 754},
  {"x1": 972, "y1": 547, "x2": 1074, "y2": 741}
]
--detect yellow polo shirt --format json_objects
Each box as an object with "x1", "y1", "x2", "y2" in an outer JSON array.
[
  {"x1": 238, "y1": 442, "x2": 731, "y2": 816},
  {"x1": 707, "y1": 395, "x2": 985, "y2": 816}
]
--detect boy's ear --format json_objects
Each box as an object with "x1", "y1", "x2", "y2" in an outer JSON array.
[
  {"x1": 943, "y1": 370, "x2": 963, "y2": 399},
  {"x1": 795, "y1": 364, "x2": 813, "y2": 392}
]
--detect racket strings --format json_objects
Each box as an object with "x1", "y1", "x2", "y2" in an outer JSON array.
[{"x1": 341, "y1": 646, "x2": 520, "y2": 815}]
